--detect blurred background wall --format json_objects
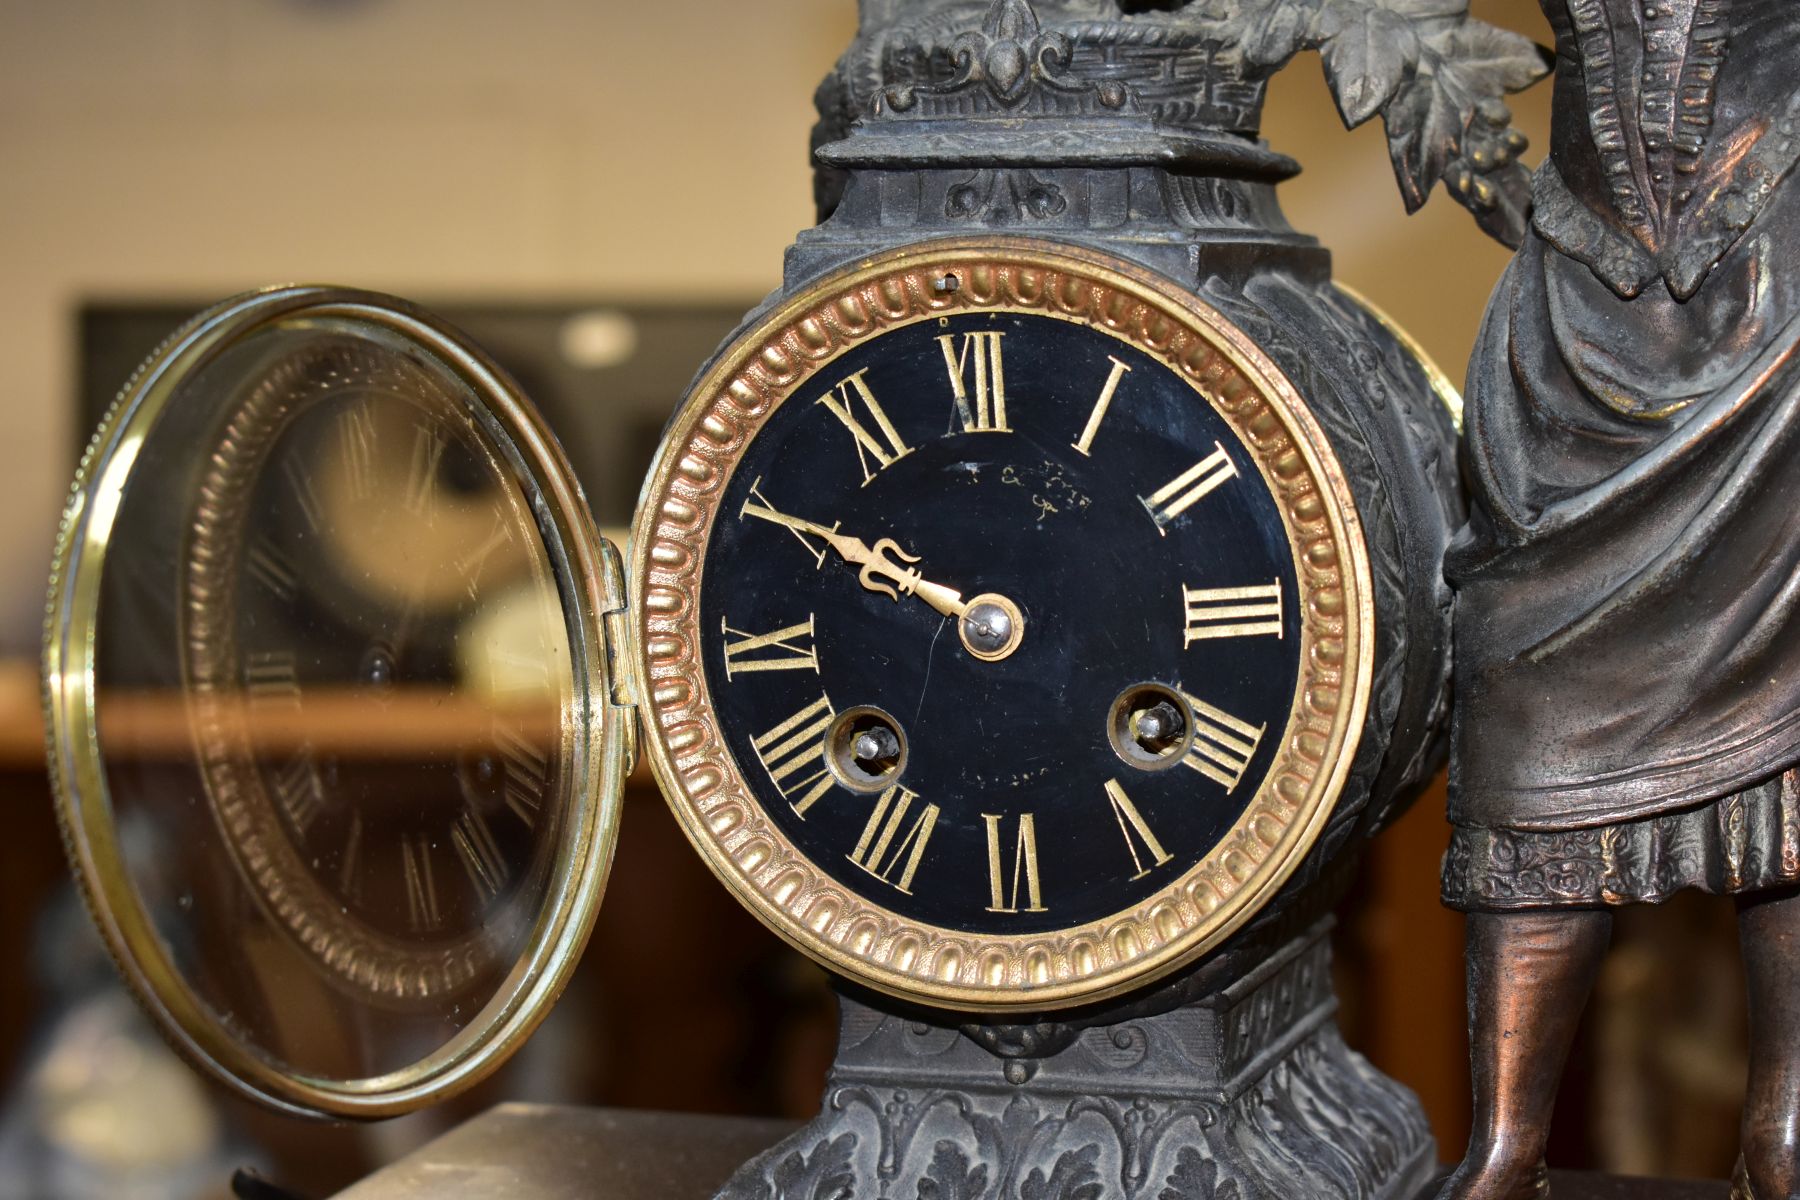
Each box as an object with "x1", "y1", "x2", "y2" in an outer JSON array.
[
  {"x1": 0, "y1": 0, "x2": 1535, "y2": 653},
  {"x1": 0, "y1": 1, "x2": 1755, "y2": 1196}
]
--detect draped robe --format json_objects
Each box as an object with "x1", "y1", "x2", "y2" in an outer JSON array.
[{"x1": 1447, "y1": 0, "x2": 1800, "y2": 836}]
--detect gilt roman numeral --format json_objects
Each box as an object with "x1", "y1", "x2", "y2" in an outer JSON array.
[
  {"x1": 817, "y1": 369, "x2": 911, "y2": 484},
  {"x1": 1072, "y1": 356, "x2": 1131, "y2": 456},
  {"x1": 247, "y1": 538, "x2": 298, "y2": 601},
  {"x1": 404, "y1": 423, "x2": 447, "y2": 515},
  {"x1": 338, "y1": 812, "x2": 364, "y2": 904},
  {"x1": 285, "y1": 459, "x2": 325, "y2": 535},
  {"x1": 848, "y1": 785, "x2": 938, "y2": 894},
  {"x1": 1140, "y1": 443, "x2": 1237, "y2": 532},
  {"x1": 938, "y1": 331, "x2": 1008, "y2": 432},
  {"x1": 457, "y1": 513, "x2": 517, "y2": 591},
  {"x1": 722, "y1": 614, "x2": 819, "y2": 679},
  {"x1": 1179, "y1": 693, "x2": 1266, "y2": 793},
  {"x1": 494, "y1": 720, "x2": 549, "y2": 828},
  {"x1": 741, "y1": 479, "x2": 831, "y2": 568},
  {"x1": 1104, "y1": 779, "x2": 1172, "y2": 880},
  {"x1": 752, "y1": 693, "x2": 837, "y2": 816},
  {"x1": 337, "y1": 402, "x2": 377, "y2": 501},
  {"x1": 452, "y1": 806, "x2": 509, "y2": 902},
  {"x1": 271, "y1": 744, "x2": 325, "y2": 836},
  {"x1": 983, "y1": 812, "x2": 1046, "y2": 913},
  {"x1": 402, "y1": 835, "x2": 441, "y2": 931},
  {"x1": 1182, "y1": 582, "x2": 1283, "y2": 644},
  {"x1": 245, "y1": 651, "x2": 301, "y2": 710}
]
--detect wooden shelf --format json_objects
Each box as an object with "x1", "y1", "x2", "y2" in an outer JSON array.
[{"x1": 12, "y1": 659, "x2": 651, "y2": 782}]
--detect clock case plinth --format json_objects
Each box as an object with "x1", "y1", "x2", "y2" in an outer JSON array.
[
  {"x1": 701, "y1": 1, "x2": 1536, "y2": 1195},
  {"x1": 723, "y1": 916, "x2": 1432, "y2": 1200}
]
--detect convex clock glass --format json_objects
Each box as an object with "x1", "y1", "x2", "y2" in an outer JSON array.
[{"x1": 44, "y1": 291, "x2": 625, "y2": 1117}]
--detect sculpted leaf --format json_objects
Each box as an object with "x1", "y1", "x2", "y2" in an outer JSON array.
[
  {"x1": 1384, "y1": 67, "x2": 1477, "y2": 211},
  {"x1": 916, "y1": 1140, "x2": 988, "y2": 1200},
  {"x1": 1247, "y1": 0, "x2": 1550, "y2": 241},
  {"x1": 1238, "y1": 0, "x2": 1317, "y2": 69},
  {"x1": 767, "y1": 1133, "x2": 858, "y2": 1200},
  {"x1": 1158, "y1": 1145, "x2": 1246, "y2": 1200},
  {"x1": 1319, "y1": 1, "x2": 1421, "y2": 127},
  {"x1": 1433, "y1": 22, "x2": 1554, "y2": 96},
  {"x1": 1158, "y1": 1146, "x2": 1216, "y2": 1200},
  {"x1": 1020, "y1": 1144, "x2": 1104, "y2": 1200}
]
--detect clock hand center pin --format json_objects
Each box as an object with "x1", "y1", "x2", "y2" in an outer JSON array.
[{"x1": 956, "y1": 592, "x2": 1024, "y2": 663}]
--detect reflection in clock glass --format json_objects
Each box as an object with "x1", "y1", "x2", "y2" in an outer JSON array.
[
  {"x1": 89, "y1": 315, "x2": 579, "y2": 1084},
  {"x1": 700, "y1": 310, "x2": 1303, "y2": 938}
]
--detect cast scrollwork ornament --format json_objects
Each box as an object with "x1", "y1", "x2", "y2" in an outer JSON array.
[
  {"x1": 879, "y1": 0, "x2": 1130, "y2": 113},
  {"x1": 814, "y1": 0, "x2": 1549, "y2": 245},
  {"x1": 747, "y1": 1133, "x2": 859, "y2": 1200}
]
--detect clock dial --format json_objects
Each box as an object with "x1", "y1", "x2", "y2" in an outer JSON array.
[
  {"x1": 699, "y1": 311, "x2": 1302, "y2": 937},
  {"x1": 635, "y1": 241, "x2": 1372, "y2": 1011},
  {"x1": 45, "y1": 289, "x2": 626, "y2": 1117}
]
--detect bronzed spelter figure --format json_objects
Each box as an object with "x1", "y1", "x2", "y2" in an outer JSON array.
[{"x1": 1439, "y1": 2, "x2": 1800, "y2": 1198}]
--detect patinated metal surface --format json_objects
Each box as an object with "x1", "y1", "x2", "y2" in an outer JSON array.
[
  {"x1": 1449, "y1": 0, "x2": 1800, "y2": 845},
  {"x1": 1442, "y1": 1, "x2": 1800, "y2": 1197},
  {"x1": 718, "y1": 921, "x2": 1432, "y2": 1199}
]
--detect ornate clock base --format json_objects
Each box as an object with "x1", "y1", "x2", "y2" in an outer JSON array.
[{"x1": 718, "y1": 919, "x2": 1432, "y2": 1200}]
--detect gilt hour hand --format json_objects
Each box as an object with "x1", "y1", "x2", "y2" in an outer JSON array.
[{"x1": 740, "y1": 479, "x2": 1024, "y2": 661}]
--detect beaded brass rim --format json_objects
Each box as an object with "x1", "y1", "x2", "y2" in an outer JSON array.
[
  {"x1": 629, "y1": 238, "x2": 1374, "y2": 1012},
  {"x1": 43, "y1": 287, "x2": 627, "y2": 1118}
]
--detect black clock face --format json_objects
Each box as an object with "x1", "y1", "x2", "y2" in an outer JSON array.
[{"x1": 699, "y1": 310, "x2": 1303, "y2": 937}]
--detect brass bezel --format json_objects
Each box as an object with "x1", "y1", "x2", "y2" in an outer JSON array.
[
  {"x1": 42, "y1": 286, "x2": 628, "y2": 1119},
  {"x1": 629, "y1": 238, "x2": 1375, "y2": 1012}
]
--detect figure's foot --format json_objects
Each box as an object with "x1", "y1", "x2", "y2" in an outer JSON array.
[
  {"x1": 1736, "y1": 1149, "x2": 1800, "y2": 1200},
  {"x1": 1431, "y1": 1156, "x2": 1549, "y2": 1200}
]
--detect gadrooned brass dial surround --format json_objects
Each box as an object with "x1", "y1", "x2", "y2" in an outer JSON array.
[{"x1": 628, "y1": 238, "x2": 1375, "y2": 1012}]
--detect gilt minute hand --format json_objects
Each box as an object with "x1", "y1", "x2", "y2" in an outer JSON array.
[{"x1": 739, "y1": 493, "x2": 967, "y2": 619}]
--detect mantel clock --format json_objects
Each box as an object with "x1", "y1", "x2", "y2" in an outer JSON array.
[{"x1": 41, "y1": 1, "x2": 1548, "y2": 1195}]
